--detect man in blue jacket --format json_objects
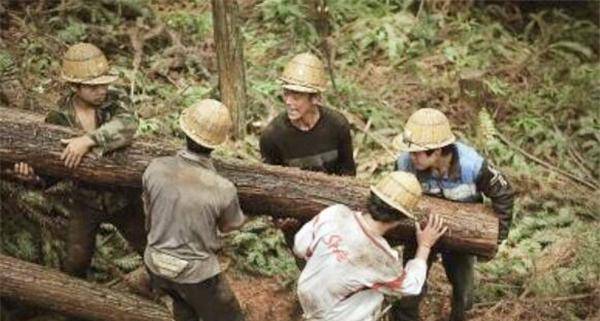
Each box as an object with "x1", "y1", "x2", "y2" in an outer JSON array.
[{"x1": 392, "y1": 108, "x2": 515, "y2": 321}]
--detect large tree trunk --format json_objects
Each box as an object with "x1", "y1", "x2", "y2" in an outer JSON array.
[
  {"x1": 212, "y1": 0, "x2": 247, "y2": 139},
  {"x1": 0, "y1": 107, "x2": 499, "y2": 258},
  {"x1": 0, "y1": 254, "x2": 173, "y2": 321}
]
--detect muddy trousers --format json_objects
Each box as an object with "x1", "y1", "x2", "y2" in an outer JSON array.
[
  {"x1": 149, "y1": 272, "x2": 245, "y2": 321},
  {"x1": 63, "y1": 198, "x2": 147, "y2": 278},
  {"x1": 391, "y1": 248, "x2": 475, "y2": 321}
]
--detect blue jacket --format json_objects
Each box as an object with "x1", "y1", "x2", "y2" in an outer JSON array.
[{"x1": 395, "y1": 142, "x2": 514, "y2": 240}]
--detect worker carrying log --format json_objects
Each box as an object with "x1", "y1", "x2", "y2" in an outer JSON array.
[
  {"x1": 11, "y1": 42, "x2": 145, "y2": 278},
  {"x1": 293, "y1": 171, "x2": 448, "y2": 321},
  {"x1": 142, "y1": 99, "x2": 247, "y2": 321},
  {"x1": 261, "y1": 52, "x2": 357, "y2": 256},
  {"x1": 259, "y1": 52, "x2": 356, "y2": 176},
  {"x1": 391, "y1": 108, "x2": 515, "y2": 321},
  {"x1": 0, "y1": 105, "x2": 501, "y2": 258}
]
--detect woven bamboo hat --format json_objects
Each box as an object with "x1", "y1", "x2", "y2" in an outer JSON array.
[
  {"x1": 370, "y1": 171, "x2": 422, "y2": 219},
  {"x1": 61, "y1": 43, "x2": 117, "y2": 85},
  {"x1": 393, "y1": 108, "x2": 456, "y2": 152},
  {"x1": 280, "y1": 52, "x2": 327, "y2": 93},
  {"x1": 179, "y1": 99, "x2": 232, "y2": 149}
]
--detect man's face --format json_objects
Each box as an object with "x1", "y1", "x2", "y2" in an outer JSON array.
[
  {"x1": 410, "y1": 149, "x2": 441, "y2": 171},
  {"x1": 75, "y1": 84, "x2": 109, "y2": 107},
  {"x1": 283, "y1": 89, "x2": 317, "y2": 121}
]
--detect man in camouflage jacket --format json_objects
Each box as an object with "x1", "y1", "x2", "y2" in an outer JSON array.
[{"x1": 14, "y1": 43, "x2": 145, "y2": 278}]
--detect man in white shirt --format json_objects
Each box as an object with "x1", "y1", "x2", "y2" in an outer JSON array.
[{"x1": 294, "y1": 171, "x2": 447, "y2": 321}]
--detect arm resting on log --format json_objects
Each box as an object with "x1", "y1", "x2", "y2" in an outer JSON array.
[{"x1": 0, "y1": 107, "x2": 498, "y2": 258}]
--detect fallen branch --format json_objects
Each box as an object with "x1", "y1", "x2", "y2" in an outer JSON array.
[
  {"x1": 496, "y1": 132, "x2": 599, "y2": 190},
  {"x1": 332, "y1": 105, "x2": 397, "y2": 158}
]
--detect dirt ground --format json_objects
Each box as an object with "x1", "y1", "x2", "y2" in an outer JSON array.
[
  {"x1": 225, "y1": 257, "x2": 455, "y2": 321},
  {"x1": 225, "y1": 269, "x2": 302, "y2": 321}
]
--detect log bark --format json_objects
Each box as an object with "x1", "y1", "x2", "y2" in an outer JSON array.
[
  {"x1": 0, "y1": 254, "x2": 173, "y2": 321},
  {"x1": 212, "y1": 0, "x2": 247, "y2": 139},
  {"x1": 0, "y1": 107, "x2": 499, "y2": 258}
]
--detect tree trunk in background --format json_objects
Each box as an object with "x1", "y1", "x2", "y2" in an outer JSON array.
[
  {"x1": 0, "y1": 254, "x2": 173, "y2": 321},
  {"x1": 212, "y1": 0, "x2": 247, "y2": 139},
  {"x1": 0, "y1": 107, "x2": 499, "y2": 258},
  {"x1": 307, "y1": 0, "x2": 338, "y2": 92}
]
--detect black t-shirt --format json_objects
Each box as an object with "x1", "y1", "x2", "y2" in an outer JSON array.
[{"x1": 259, "y1": 106, "x2": 356, "y2": 176}]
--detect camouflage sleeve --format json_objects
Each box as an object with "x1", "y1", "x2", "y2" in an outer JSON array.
[
  {"x1": 88, "y1": 92, "x2": 138, "y2": 155},
  {"x1": 44, "y1": 109, "x2": 71, "y2": 127}
]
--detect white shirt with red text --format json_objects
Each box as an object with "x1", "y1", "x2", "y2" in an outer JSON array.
[{"x1": 294, "y1": 204, "x2": 427, "y2": 321}]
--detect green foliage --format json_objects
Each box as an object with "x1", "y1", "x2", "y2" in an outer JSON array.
[
  {"x1": 181, "y1": 85, "x2": 212, "y2": 107},
  {"x1": 40, "y1": 228, "x2": 65, "y2": 269},
  {"x1": 4, "y1": 225, "x2": 40, "y2": 262},
  {"x1": 163, "y1": 11, "x2": 213, "y2": 42},
  {"x1": 90, "y1": 223, "x2": 143, "y2": 281},
  {"x1": 223, "y1": 217, "x2": 299, "y2": 285},
  {"x1": 3, "y1": 2, "x2": 599, "y2": 319},
  {"x1": 18, "y1": 39, "x2": 54, "y2": 75},
  {"x1": 339, "y1": 12, "x2": 417, "y2": 64},
  {"x1": 0, "y1": 50, "x2": 15, "y2": 75},
  {"x1": 1, "y1": 182, "x2": 50, "y2": 264},
  {"x1": 113, "y1": 253, "x2": 143, "y2": 272},
  {"x1": 258, "y1": 0, "x2": 318, "y2": 43},
  {"x1": 55, "y1": 18, "x2": 88, "y2": 43},
  {"x1": 334, "y1": 4, "x2": 441, "y2": 65}
]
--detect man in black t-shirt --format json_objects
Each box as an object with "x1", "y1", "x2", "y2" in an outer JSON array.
[{"x1": 259, "y1": 52, "x2": 356, "y2": 176}]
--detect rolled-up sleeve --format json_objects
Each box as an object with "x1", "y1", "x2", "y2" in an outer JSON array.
[
  {"x1": 293, "y1": 216, "x2": 320, "y2": 259},
  {"x1": 373, "y1": 258, "x2": 428, "y2": 297}
]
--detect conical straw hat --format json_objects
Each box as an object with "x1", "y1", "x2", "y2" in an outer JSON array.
[
  {"x1": 394, "y1": 108, "x2": 456, "y2": 152},
  {"x1": 61, "y1": 43, "x2": 117, "y2": 85},
  {"x1": 370, "y1": 171, "x2": 422, "y2": 219},
  {"x1": 280, "y1": 52, "x2": 327, "y2": 93},
  {"x1": 179, "y1": 99, "x2": 232, "y2": 149}
]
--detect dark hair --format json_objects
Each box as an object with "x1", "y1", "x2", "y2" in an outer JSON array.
[
  {"x1": 424, "y1": 143, "x2": 456, "y2": 156},
  {"x1": 185, "y1": 136, "x2": 214, "y2": 155},
  {"x1": 441, "y1": 143, "x2": 456, "y2": 156},
  {"x1": 367, "y1": 192, "x2": 406, "y2": 223},
  {"x1": 424, "y1": 149, "x2": 437, "y2": 156}
]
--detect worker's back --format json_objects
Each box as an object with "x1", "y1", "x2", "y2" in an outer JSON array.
[
  {"x1": 294, "y1": 204, "x2": 404, "y2": 321},
  {"x1": 143, "y1": 149, "x2": 243, "y2": 283}
]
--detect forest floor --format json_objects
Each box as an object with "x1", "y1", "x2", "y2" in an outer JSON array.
[{"x1": 1, "y1": 1, "x2": 599, "y2": 321}]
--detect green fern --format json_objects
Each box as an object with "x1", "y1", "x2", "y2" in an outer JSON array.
[
  {"x1": 113, "y1": 253, "x2": 143, "y2": 272},
  {"x1": 41, "y1": 228, "x2": 64, "y2": 269},
  {"x1": 223, "y1": 217, "x2": 298, "y2": 283},
  {"x1": 0, "y1": 50, "x2": 15, "y2": 76},
  {"x1": 477, "y1": 108, "x2": 498, "y2": 146}
]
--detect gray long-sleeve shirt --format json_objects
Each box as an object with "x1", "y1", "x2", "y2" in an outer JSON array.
[{"x1": 143, "y1": 149, "x2": 244, "y2": 283}]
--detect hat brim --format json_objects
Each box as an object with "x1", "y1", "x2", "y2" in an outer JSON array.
[
  {"x1": 62, "y1": 74, "x2": 118, "y2": 85},
  {"x1": 370, "y1": 185, "x2": 416, "y2": 220},
  {"x1": 393, "y1": 134, "x2": 456, "y2": 152},
  {"x1": 281, "y1": 83, "x2": 320, "y2": 94},
  {"x1": 179, "y1": 115, "x2": 223, "y2": 149}
]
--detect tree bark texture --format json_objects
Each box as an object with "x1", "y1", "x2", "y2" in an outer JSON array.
[
  {"x1": 212, "y1": 0, "x2": 247, "y2": 139},
  {"x1": 0, "y1": 107, "x2": 499, "y2": 258},
  {"x1": 0, "y1": 254, "x2": 173, "y2": 321}
]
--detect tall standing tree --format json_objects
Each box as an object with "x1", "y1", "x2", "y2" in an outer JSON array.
[{"x1": 212, "y1": 0, "x2": 247, "y2": 139}]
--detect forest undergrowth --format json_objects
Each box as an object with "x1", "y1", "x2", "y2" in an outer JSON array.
[{"x1": 0, "y1": 1, "x2": 598, "y2": 320}]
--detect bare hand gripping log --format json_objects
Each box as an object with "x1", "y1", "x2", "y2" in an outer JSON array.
[{"x1": 0, "y1": 107, "x2": 498, "y2": 258}]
